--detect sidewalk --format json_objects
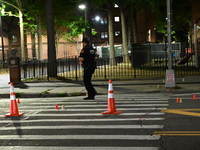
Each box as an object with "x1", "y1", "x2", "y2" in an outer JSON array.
[{"x1": 0, "y1": 74, "x2": 200, "y2": 98}]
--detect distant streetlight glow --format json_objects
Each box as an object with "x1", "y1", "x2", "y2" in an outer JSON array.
[
  {"x1": 78, "y1": 4, "x2": 85, "y2": 10},
  {"x1": 95, "y1": 16, "x2": 100, "y2": 22}
]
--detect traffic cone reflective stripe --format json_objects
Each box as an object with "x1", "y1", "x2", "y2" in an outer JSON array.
[
  {"x1": 5, "y1": 83, "x2": 24, "y2": 117},
  {"x1": 102, "y1": 80, "x2": 122, "y2": 115},
  {"x1": 176, "y1": 97, "x2": 180, "y2": 103}
]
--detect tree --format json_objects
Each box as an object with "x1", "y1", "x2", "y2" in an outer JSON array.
[
  {"x1": 45, "y1": 0, "x2": 57, "y2": 77},
  {"x1": 0, "y1": 0, "x2": 26, "y2": 60},
  {"x1": 92, "y1": 0, "x2": 117, "y2": 65},
  {"x1": 151, "y1": 0, "x2": 191, "y2": 42},
  {"x1": 118, "y1": 0, "x2": 129, "y2": 63}
]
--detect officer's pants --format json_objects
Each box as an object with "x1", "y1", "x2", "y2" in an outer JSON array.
[{"x1": 83, "y1": 66, "x2": 96, "y2": 97}]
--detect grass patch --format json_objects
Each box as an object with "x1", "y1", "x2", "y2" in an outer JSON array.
[
  {"x1": 56, "y1": 92, "x2": 68, "y2": 97},
  {"x1": 71, "y1": 92, "x2": 82, "y2": 96},
  {"x1": 174, "y1": 86, "x2": 182, "y2": 89}
]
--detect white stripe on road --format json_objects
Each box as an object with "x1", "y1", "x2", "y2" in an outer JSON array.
[
  {"x1": 0, "y1": 146, "x2": 159, "y2": 150},
  {"x1": 23, "y1": 104, "x2": 168, "y2": 108},
  {"x1": 0, "y1": 118, "x2": 165, "y2": 123},
  {"x1": 30, "y1": 101, "x2": 168, "y2": 105},
  {"x1": 3, "y1": 107, "x2": 167, "y2": 111},
  {"x1": 42, "y1": 98, "x2": 169, "y2": 102},
  {"x1": 0, "y1": 135, "x2": 160, "y2": 140},
  {"x1": 28, "y1": 112, "x2": 164, "y2": 117},
  {"x1": 1, "y1": 125, "x2": 164, "y2": 130},
  {"x1": 173, "y1": 93, "x2": 200, "y2": 96}
]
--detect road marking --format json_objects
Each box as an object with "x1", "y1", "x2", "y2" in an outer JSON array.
[
  {"x1": 5, "y1": 107, "x2": 167, "y2": 111},
  {"x1": 0, "y1": 117, "x2": 165, "y2": 123},
  {"x1": 28, "y1": 112, "x2": 164, "y2": 117},
  {"x1": 173, "y1": 93, "x2": 200, "y2": 96},
  {"x1": 0, "y1": 146, "x2": 159, "y2": 150},
  {"x1": 1, "y1": 125, "x2": 164, "y2": 130},
  {"x1": 161, "y1": 109, "x2": 200, "y2": 117},
  {"x1": 154, "y1": 131, "x2": 200, "y2": 136},
  {"x1": 0, "y1": 135, "x2": 160, "y2": 140},
  {"x1": 30, "y1": 101, "x2": 168, "y2": 105},
  {"x1": 25, "y1": 104, "x2": 169, "y2": 107}
]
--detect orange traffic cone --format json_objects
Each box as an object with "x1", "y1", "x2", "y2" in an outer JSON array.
[
  {"x1": 5, "y1": 83, "x2": 25, "y2": 117},
  {"x1": 55, "y1": 104, "x2": 59, "y2": 109},
  {"x1": 17, "y1": 97, "x2": 21, "y2": 103},
  {"x1": 192, "y1": 94, "x2": 197, "y2": 99},
  {"x1": 102, "y1": 80, "x2": 122, "y2": 115},
  {"x1": 176, "y1": 97, "x2": 180, "y2": 103}
]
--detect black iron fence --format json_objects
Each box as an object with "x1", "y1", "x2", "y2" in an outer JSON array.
[
  {"x1": 19, "y1": 54, "x2": 200, "y2": 81},
  {"x1": 1, "y1": 42, "x2": 199, "y2": 80}
]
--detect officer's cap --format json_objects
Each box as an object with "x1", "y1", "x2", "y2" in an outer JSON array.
[{"x1": 82, "y1": 37, "x2": 89, "y2": 44}]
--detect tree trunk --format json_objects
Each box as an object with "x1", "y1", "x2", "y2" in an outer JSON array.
[
  {"x1": 37, "y1": 15, "x2": 43, "y2": 60},
  {"x1": 108, "y1": 1, "x2": 116, "y2": 66},
  {"x1": 119, "y1": 0, "x2": 130, "y2": 63},
  {"x1": 31, "y1": 33, "x2": 36, "y2": 59},
  {"x1": 16, "y1": 0, "x2": 27, "y2": 60},
  {"x1": 130, "y1": 8, "x2": 138, "y2": 43},
  {"x1": 45, "y1": 0, "x2": 57, "y2": 78},
  {"x1": 85, "y1": 0, "x2": 92, "y2": 44}
]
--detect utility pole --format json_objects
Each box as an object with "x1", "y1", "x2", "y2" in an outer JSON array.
[
  {"x1": 194, "y1": 18, "x2": 200, "y2": 68},
  {"x1": 165, "y1": 0, "x2": 176, "y2": 88}
]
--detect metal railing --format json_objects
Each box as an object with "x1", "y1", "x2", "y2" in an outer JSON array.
[{"x1": 19, "y1": 54, "x2": 200, "y2": 80}]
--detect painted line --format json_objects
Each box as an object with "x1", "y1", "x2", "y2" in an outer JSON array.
[
  {"x1": 173, "y1": 93, "x2": 200, "y2": 96},
  {"x1": 1, "y1": 125, "x2": 164, "y2": 130},
  {"x1": 30, "y1": 101, "x2": 168, "y2": 105},
  {"x1": 28, "y1": 112, "x2": 165, "y2": 117},
  {"x1": 0, "y1": 118, "x2": 165, "y2": 123},
  {"x1": 0, "y1": 135, "x2": 161, "y2": 140},
  {"x1": 161, "y1": 109, "x2": 200, "y2": 117},
  {"x1": 154, "y1": 131, "x2": 200, "y2": 136},
  {"x1": 0, "y1": 146, "x2": 159, "y2": 150},
  {"x1": 41, "y1": 98, "x2": 169, "y2": 102},
  {"x1": 26, "y1": 104, "x2": 169, "y2": 107},
  {"x1": 1, "y1": 107, "x2": 167, "y2": 112},
  {"x1": 155, "y1": 131, "x2": 200, "y2": 133},
  {"x1": 154, "y1": 134, "x2": 200, "y2": 136}
]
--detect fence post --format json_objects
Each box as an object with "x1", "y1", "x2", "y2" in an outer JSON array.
[
  {"x1": 104, "y1": 59, "x2": 107, "y2": 79},
  {"x1": 75, "y1": 56, "x2": 78, "y2": 80}
]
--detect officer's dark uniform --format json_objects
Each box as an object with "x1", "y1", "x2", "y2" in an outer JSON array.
[{"x1": 79, "y1": 38, "x2": 97, "y2": 100}]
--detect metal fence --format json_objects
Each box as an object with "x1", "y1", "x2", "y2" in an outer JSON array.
[
  {"x1": 19, "y1": 54, "x2": 200, "y2": 81},
  {"x1": 1, "y1": 42, "x2": 199, "y2": 81}
]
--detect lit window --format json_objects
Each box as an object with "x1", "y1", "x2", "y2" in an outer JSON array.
[
  {"x1": 104, "y1": 18, "x2": 108, "y2": 24},
  {"x1": 100, "y1": 18, "x2": 104, "y2": 24},
  {"x1": 12, "y1": 35, "x2": 18, "y2": 43},
  {"x1": 114, "y1": 16, "x2": 120, "y2": 22},
  {"x1": 104, "y1": 32, "x2": 108, "y2": 38},
  {"x1": 115, "y1": 31, "x2": 120, "y2": 36},
  {"x1": 101, "y1": 32, "x2": 108, "y2": 39}
]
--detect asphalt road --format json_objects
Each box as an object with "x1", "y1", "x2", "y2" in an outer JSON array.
[
  {"x1": 0, "y1": 93, "x2": 169, "y2": 149},
  {"x1": 0, "y1": 73, "x2": 200, "y2": 149}
]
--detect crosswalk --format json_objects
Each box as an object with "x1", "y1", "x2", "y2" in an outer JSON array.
[{"x1": 0, "y1": 93, "x2": 169, "y2": 149}]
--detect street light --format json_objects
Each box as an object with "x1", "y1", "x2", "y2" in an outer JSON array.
[
  {"x1": 95, "y1": 16, "x2": 100, "y2": 22},
  {"x1": 78, "y1": 4, "x2": 85, "y2": 10}
]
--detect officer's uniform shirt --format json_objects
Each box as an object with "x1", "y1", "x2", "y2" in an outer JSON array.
[{"x1": 79, "y1": 44, "x2": 96, "y2": 67}]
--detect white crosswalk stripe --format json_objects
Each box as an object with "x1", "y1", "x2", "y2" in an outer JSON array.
[{"x1": 0, "y1": 94, "x2": 169, "y2": 149}]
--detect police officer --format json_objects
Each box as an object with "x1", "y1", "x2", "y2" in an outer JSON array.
[{"x1": 79, "y1": 37, "x2": 97, "y2": 100}]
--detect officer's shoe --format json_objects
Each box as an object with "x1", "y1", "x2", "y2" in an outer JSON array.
[{"x1": 83, "y1": 97, "x2": 95, "y2": 100}]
